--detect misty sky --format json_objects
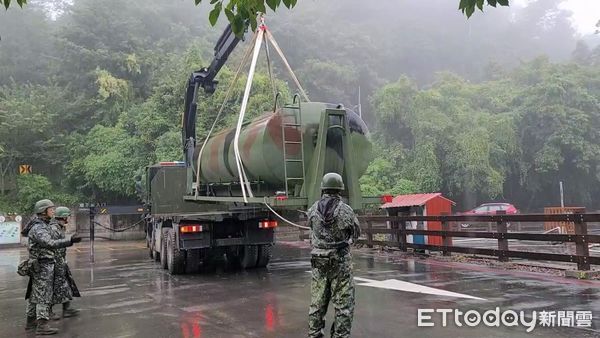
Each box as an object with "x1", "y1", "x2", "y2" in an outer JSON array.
[{"x1": 514, "y1": 0, "x2": 599, "y2": 35}]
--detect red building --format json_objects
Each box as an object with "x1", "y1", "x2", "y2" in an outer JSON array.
[{"x1": 381, "y1": 193, "x2": 455, "y2": 246}]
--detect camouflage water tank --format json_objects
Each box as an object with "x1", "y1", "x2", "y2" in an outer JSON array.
[{"x1": 195, "y1": 102, "x2": 372, "y2": 189}]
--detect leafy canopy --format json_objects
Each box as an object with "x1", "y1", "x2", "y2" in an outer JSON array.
[{"x1": 2, "y1": 0, "x2": 510, "y2": 36}]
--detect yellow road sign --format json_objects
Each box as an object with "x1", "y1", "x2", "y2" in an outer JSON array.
[
  {"x1": 19, "y1": 165, "x2": 32, "y2": 175},
  {"x1": 100, "y1": 208, "x2": 108, "y2": 214}
]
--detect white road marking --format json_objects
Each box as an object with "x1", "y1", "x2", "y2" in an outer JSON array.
[
  {"x1": 82, "y1": 284, "x2": 128, "y2": 290},
  {"x1": 80, "y1": 287, "x2": 130, "y2": 297},
  {"x1": 360, "y1": 270, "x2": 397, "y2": 275},
  {"x1": 305, "y1": 271, "x2": 485, "y2": 300},
  {"x1": 97, "y1": 299, "x2": 152, "y2": 309},
  {"x1": 354, "y1": 277, "x2": 485, "y2": 300},
  {"x1": 268, "y1": 261, "x2": 312, "y2": 270}
]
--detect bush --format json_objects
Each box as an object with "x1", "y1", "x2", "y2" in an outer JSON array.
[{"x1": 0, "y1": 174, "x2": 80, "y2": 215}]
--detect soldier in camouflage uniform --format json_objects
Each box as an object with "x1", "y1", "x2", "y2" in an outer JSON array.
[
  {"x1": 307, "y1": 173, "x2": 361, "y2": 338},
  {"x1": 21, "y1": 199, "x2": 81, "y2": 335},
  {"x1": 49, "y1": 207, "x2": 80, "y2": 319}
]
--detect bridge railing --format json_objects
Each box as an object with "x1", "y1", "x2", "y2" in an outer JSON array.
[{"x1": 301, "y1": 213, "x2": 600, "y2": 271}]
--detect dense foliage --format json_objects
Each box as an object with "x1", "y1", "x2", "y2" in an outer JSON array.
[
  {"x1": 365, "y1": 60, "x2": 600, "y2": 210},
  {"x1": 0, "y1": 0, "x2": 598, "y2": 213},
  {"x1": 2, "y1": 0, "x2": 509, "y2": 36}
]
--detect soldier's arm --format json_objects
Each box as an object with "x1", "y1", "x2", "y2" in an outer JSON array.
[
  {"x1": 352, "y1": 214, "x2": 361, "y2": 240},
  {"x1": 307, "y1": 206, "x2": 315, "y2": 230},
  {"x1": 30, "y1": 226, "x2": 73, "y2": 249},
  {"x1": 341, "y1": 204, "x2": 361, "y2": 240}
]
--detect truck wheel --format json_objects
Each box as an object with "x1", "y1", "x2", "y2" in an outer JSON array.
[
  {"x1": 160, "y1": 228, "x2": 169, "y2": 270},
  {"x1": 185, "y1": 249, "x2": 200, "y2": 274},
  {"x1": 256, "y1": 244, "x2": 273, "y2": 268},
  {"x1": 166, "y1": 229, "x2": 185, "y2": 275}
]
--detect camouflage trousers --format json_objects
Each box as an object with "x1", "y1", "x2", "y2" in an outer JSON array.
[
  {"x1": 25, "y1": 259, "x2": 55, "y2": 321},
  {"x1": 308, "y1": 252, "x2": 355, "y2": 338},
  {"x1": 25, "y1": 299, "x2": 50, "y2": 321},
  {"x1": 52, "y1": 256, "x2": 74, "y2": 304},
  {"x1": 28, "y1": 260, "x2": 55, "y2": 304}
]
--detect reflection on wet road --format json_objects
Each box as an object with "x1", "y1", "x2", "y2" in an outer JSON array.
[{"x1": 0, "y1": 241, "x2": 598, "y2": 337}]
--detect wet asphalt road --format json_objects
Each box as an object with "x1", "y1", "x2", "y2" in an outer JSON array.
[{"x1": 0, "y1": 240, "x2": 599, "y2": 338}]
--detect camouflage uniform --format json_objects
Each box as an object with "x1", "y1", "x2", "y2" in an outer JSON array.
[
  {"x1": 307, "y1": 194, "x2": 361, "y2": 338},
  {"x1": 23, "y1": 218, "x2": 72, "y2": 321},
  {"x1": 50, "y1": 220, "x2": 79, "y2": 305}
]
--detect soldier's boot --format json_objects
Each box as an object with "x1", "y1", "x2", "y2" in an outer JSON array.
[
  {"x1": 25, "y1": 316, "x2": 37, "y2": 331},
  {"x1": 62, "y1": 302, "x2": 79, "y2": 318},
  {"x1": 35, "y1": 319, "x2": 58, "y2": 335}
]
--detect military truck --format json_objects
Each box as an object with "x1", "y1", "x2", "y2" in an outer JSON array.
[{"x1": 143, "y1": 24, "x2": 378, "y2": 274}]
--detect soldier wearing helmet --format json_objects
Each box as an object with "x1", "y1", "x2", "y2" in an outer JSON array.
[
  {"x1": 21, "y1": 200, "x2": 81, "y2": 335},
  {"x1": 49, "y1": 207, "x2": 80, "y2": 320},
  {"x1": 307, "y1": 173, "x2": 361, "y2": 338}
]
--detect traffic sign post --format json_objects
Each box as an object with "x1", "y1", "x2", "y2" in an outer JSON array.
[{"x1": 89, "y1": 204, "x2": 95, "y2": 263}]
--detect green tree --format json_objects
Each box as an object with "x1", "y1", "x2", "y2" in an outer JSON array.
[
  {"x1": 0, "y1": 174, "x2": 77, "y2": 215},
  {"x1": 511, "y1": 58, "x2": 600, "y2": 209},
  {"x1": 369, "y1": 72, "x2": 519, "y2": 207},
  {"x1": 3, "y1": 0, "x2": 510, "y2": 36},
  {"x1": 0, "y1": 82, "x2": 77, "y2": 187},
  {"x1": 360, "y1": 157, "x2": 418, "y2": 197},
  {"x1": 67, "y1": 125, "x2": 150, "y2": 200},
  {"x1": 155, "y1": 131, "x2": 182, "y2": 162},
  {"x1": 0, "y1": 4, "x2": 56, "y2": 86},
  {"x1": 298, "y1": 60, "x2": 358, "y2": 108},
  {"x1": 367, "y1": 58, "x2": 600, "y2": 211}
]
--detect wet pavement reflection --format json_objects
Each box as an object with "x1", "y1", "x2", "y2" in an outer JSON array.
[{"x1": 0, "y1": 240, "x2": 598, "y2": 337}]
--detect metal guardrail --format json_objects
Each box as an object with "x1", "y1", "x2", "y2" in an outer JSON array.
[{"x1": 300, "y1": 212, "x2": 600, "y2": 271}]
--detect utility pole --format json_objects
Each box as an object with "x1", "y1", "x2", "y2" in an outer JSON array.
[
  {"x1": 357, "y1": 86, "x2": 362, "y2": 118},
  {"x1": 559, "y1": 181, "x2": 564, "y2": 208},
  {"x1": 89, "y1": 203, "x2": 96, "y2": 263}
]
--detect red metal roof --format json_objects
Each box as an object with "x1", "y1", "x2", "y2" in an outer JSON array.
[{"x1": 381, "y1": 193, "x2": 455, "y2": 208}]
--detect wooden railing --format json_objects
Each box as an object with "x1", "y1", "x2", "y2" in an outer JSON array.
[{"x1": 300, "y1": 212, "x2": 600, "y2": 271}]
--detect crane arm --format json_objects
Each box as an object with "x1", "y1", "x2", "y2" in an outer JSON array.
[{"x1": 182, "y1": 24, "x2": 246, "y2": 166}]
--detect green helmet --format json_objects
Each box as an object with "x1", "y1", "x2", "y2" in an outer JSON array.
[
  {"x1": 55, "y1": 206, "x2": 71, "y2": 218},
  {"x1": 320, "y1": 172, "x2": 345, "y2": 191},
  {"x1": 34, "y1": 199, "x2": 55, "y2": 214}
]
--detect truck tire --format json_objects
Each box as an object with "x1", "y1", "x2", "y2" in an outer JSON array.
[
  {"x1": 185, "y1": 249, "x2": 200, "y2": 274},
  {"x1": 256, "y1": 244, "x2": 273, "y2": 268},
  {"x1": 166, "y1": 229, "x2": 185, "y2": 275},
  {"x1": 160, "y1": 228, "x2": 169, "y2": 270}
]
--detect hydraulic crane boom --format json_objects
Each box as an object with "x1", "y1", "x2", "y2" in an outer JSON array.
[{"x1": 182, "y1": 24, "x2": 245, "y2": 166}]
